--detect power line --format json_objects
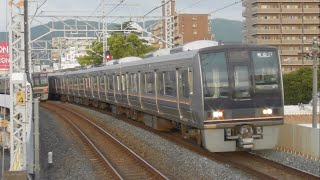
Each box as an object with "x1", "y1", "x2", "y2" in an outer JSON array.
[
  {"x1": 209, "y1": 0, "x2": 244, "y2": 14},
  {"x1": 30, "y1": 0, "x2": 48, "y2": 24}
]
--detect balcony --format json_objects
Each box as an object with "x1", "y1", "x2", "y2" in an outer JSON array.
[
  {"x1": 281, "y1": 50, "x2": 300, "y2": 55},
  {"x1": 282, "y1": 39, "x2": 303, "y2": 44},
  {"x1": 256, "y1": 39, "x2": 281, "y2": 45},
  {"x1": 282, "y1": 19, "x2": 303, "y2": 24},
  {"x1": 303, "y1": 19, "x2": 320, "y2": 24},
  {"x1": 281, "y1": 29, "x2": 303, "y2": 34},
  {"x1": 252, "y1": 7, "x2": 280, "y2": 14},
  {"x1": 254, "y1": 29, "x2": 281, "y2": 34},
  {"x1": 303, "y1": 8, "x2": 320, "y2": 13},
  {"x1": 303, "y1": 29, "x2": 320, "y2": 34},
  {"x1": 281, "y1": 8, "x2": 303, "y2": 13},
  {"x1": 252, "y1": 18, "x2": 281, "y2": 24}
]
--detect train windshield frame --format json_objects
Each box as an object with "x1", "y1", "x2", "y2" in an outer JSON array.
[
  {"x1": 200, "y1": 51, "x2": 229, "y2": 99},
  {"x1": 252, "y1": 50, "x2": 280, "y2": 91},
  {"x1": 32, "y1": 73, "x2": 48, "y2": 86}
]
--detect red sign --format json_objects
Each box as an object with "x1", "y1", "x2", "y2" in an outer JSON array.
[{"x1": 0, "y1": 42, "x2": 9, "y2": 69}]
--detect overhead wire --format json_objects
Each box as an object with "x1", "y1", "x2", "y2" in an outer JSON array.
[{"x1": 30, "y1": 0, "x2": 48, "y2": 24}]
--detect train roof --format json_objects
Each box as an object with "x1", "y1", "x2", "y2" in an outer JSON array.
[
  {"x1": 48, "y1": 43, "x2": 278, "y2": 77},
  {"x1": 199, "y1": 44, "x2": 277, "y2": 53}
]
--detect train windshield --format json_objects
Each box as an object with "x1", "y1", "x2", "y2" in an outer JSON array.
[
  {"x1": 200, "y1": 52, "x2": 229, "y2": 98},
  {"x1": 32, "y1": 73, "x2": 48, "y2": 86},
  {"x1": 252, "y1": 51, "x2": 279, "y2": 90}
]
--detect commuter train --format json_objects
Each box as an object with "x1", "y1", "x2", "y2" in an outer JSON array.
[
  {"x1": 48, "y1": 41, "x2": 284, "y2": 152},
  {"x1": 0, "y1": 72, "x2": 49, "y2": 101}
]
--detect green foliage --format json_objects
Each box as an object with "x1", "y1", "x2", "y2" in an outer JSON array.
[
  {"x1": 283, "y1": 67, "x2": 320, "y2": 105},
  {"x1": 77, "y1": 41, "x2": 103, "y2": 66},
  {"x1": 108, "y1": 33, "x2": 154, "y2": 59},
  {"x1": 77, "y1": 33, "x2": 154, "y2": 66}
]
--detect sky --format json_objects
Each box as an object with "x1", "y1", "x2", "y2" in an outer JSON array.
[{"x1": 0, "y1": 0, "x2": 243, "y2": 32}]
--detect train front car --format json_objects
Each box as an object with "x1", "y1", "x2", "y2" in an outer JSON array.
[
  {"x1": 32, "y1": 72, "x2": 49, "y2": 101},
  {"x1": 199, "y1": 45, "x2": 284, "y2": 152}
]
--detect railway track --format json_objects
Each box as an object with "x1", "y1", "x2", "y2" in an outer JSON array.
[
  {"x1": 44, "y1": 101, "x2": 319, "y2": 179},
  {"x1": 42, "y1": 102, "x2": 168, "y2": 180}
]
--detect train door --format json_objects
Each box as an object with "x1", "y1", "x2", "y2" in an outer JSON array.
[
  {"x1": 141, "y1": 71, "x2": 157, "y2": 112},
  {"x1": 228, "y1": 50, "x2": 255, "y2": 118},
  {"x1": 178, "y1": 67, "x2": 194, "y2": 122},
  {"x1": 128, "y1": 72, "x2": 140, "y2": 108},
  {"x1": 114, "y1": 74, "x2": 122, "y2": 103},
  {"x1": 157, "y1": 69, "x2": 179, "y2": 118}
]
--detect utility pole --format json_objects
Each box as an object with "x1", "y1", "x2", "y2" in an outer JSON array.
[
  {"x1": 311, "y1": 37, "x2": 319, "y2": 128},
  {"x1": 102, "y1": 0, "x2": 108, "y2": 63},
  {"x1": 8, "y1": 0, "x2": 33, "y2": 174}
]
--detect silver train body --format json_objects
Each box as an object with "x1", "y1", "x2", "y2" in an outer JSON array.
[{"x1": 48, "y1": 43, "x2": 284, "y2": 152}]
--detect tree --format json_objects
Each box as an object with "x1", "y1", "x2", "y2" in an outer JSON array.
[
  {"x1": 77, "y1": 33, "x2": 154, "y2": 66},
  {"x1": 283, "y1": 67, "x2": 320, "y2": 105},
  {"x1": 77, "y1": 41, "x2": 103, "y2": 66},
  {"x1": 108, "y1": 33, "x2": 154, "y2": 59}
]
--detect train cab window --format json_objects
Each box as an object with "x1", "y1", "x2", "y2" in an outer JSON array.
[
  {"x1": 234, "y1": 66, "x2": 250, "y2": 98},
  {"x1": 40, "y1": 74, "x2": 48, "y2": 85},
  {"x1": 200, "y1": 52, "x2": 229, "y2": 98},
  {"x1": 130, "y1": 73, "x2": 138, "y2": 93},
  {"x1": 144, "y1": 72, "x2": 154, "y2": 94},
  {"x1": 252, "y1": 51, "x2": 279, "y2": 90},
  {"x1": 33, "y1": 76, "x2": 40, "y2": 86}
]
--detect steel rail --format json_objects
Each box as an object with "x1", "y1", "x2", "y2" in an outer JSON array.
[
  {"x1": 59, "y1": 114, "x2": 124, "y2": 180},
  {"x1": 57, "y1": 104, "x2": 168, "y2": 180}
]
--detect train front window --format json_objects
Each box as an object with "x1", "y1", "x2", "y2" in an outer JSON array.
[
  {"x1": 200, "y1": 52, "x2": 229, "y2": 98},
  {"x1": 234, "y1": 65, "x2": 250, "y2": 98},
  {"x1": 252, "y1": 51, "x2": 279, "y2": 90},
  {"x1": 40, "y1": 75, "x2": 48, "y2": 85}
]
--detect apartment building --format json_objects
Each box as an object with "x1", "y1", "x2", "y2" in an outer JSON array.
[
  {"x1": 243, "y1": 0, "x2": 320, "y2": 73},
  {"x1": 174, "y1": 14, "x2": 213, "y2": 46},
  {"x1": 151, "y1": 0, "x2": 212, "y2": 48}
]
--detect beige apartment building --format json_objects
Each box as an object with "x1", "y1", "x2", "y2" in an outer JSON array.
[{"x1": 242, "y1": 0, "x2": 320, "y2": 73}]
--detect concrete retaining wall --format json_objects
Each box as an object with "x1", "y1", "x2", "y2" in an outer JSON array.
[{"x1": 277, "y1": 124, "x2": 320, "y2": 159}]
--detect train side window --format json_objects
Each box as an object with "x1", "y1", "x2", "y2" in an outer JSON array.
[
  {"x1": 158, "y1": 72, "x2": 164, "y2": 95},
  {"x1": 164, "y1": 71, "x2": 177, "y2": 97},
  {"x1": 116, "y1": 75, "x2": 120, "y2": 91},
  {"x1": 100, "y1": 75, "x2": 104, "y2": 89},
  {"x1": 108, "y1": 75, "x2": 113, "y2": 90},
  {"x1": 130, "y1": 73, "x2": 138, "y2": 93},
  {"x1": 122, "y1": 74, "x2": 126, "y2": 91},
  {"x1": 179, "y1": 69, "x2": 190, "y2": 98},
  {"x1": 145, "y1": 72, "x2": 154, "y2": 94},
  {"x1": 80, "y1": 78, "x2": 83, "y2": 89},
  {"x1": 93, "y1": 76, "x2": 97, "y2": 89}
]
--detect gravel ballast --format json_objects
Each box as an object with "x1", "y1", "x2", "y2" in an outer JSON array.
[
  {"x1": 66, "y1": 102, "x2": 254, "y2": 179},
  {"x1": 39, "y1": 106, "x2": 102, "y2": 179},
  {"x1": 251, "y1": 150, "x2": 320, "y2": 176}
]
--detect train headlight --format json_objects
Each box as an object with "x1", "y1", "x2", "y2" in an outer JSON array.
[
  {"x1": 262, "y1": 108, "x2": 273, "y2": 115},
  {"x1": 212, "y1": 111, "x2": 223, "y2": 118}
]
